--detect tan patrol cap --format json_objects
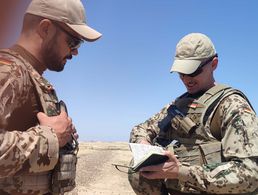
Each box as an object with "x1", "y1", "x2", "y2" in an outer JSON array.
[
  {"x1": 170, "y1": 33, "x2": 216, "y2": 74},
  {"x1": 26, "y1": 0, "x2": 102, "y2": 41}
]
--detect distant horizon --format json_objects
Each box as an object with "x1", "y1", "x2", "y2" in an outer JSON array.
[{"x1": 78, "y1": 140, "x2": 128, "y2": 143}]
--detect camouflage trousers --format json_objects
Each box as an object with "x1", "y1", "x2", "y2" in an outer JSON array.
[
  {"x1": 128, "y1": 157, "x2": 195, "y2": 195},
  {"x1": 128, "y1": 171, "x2": 165, "y2": 195},
  {"x1": 128, "y1": 157, "x2": 224, "y2": 195},
  {"x1": 127, "y1": 158, "x2": 258, "y2": 195},
  {"x1": 128, "y1": 171, "x2": 230, "y2": 195},
  {"x1": 128, "y1": 172, "x2": 206, "y2": 195},
  {"x1": 128, "y1": 171, "x2": 258, "y2": 195}
]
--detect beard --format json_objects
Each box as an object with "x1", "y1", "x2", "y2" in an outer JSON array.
[{"x1": 41, "y1": 34, "x2": 72, "y2": 72}]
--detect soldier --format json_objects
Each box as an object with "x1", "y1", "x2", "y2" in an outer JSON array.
[
  {"x1": 0, "y1": 0, "x2": 101, "y2": 194},
  {"x1": 129, "y1": 33, "x2": 258, "y2": 194}
]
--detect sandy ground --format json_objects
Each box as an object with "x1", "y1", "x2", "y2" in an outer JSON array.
[{"x1": 65, "y1": 142, "x2": 135, "y2": 195}]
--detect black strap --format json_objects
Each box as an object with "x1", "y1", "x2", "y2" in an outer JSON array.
[{"x1": 161, "y1": 182, "x2": 169, "y2": 195}]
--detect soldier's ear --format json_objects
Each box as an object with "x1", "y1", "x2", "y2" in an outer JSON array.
[
  {"x1": 37, "y1": 19, "x2": 55, "y2": 39},
  {"x1": 211, "y1": 57, "x2": 218, "y2": 71}
]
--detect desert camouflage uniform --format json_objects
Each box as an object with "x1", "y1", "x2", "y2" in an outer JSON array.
[
  {"x1": 0, "y1": 45, "x2": 59, "y2": 195},
  {"x1": 129, "y1": 85, "x2": 258, "y2": 195}
]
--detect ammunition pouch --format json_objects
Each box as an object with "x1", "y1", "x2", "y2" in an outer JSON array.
[
  {"x1": 166, "y1": 142, "x2": 222, "y2": 193},
  {"x1": 50, "y1": 101, "x2": 79, "y2": 194},
  {"x1": 174, "y1": 141, "x2": 222, "y2": 165},
  {"x1": 171, "y1": 114, "x2": 197, "y2": 135},
  {"x1": 168, "y1": 105, "x2": 197, "y2": 135},
  {"x1": 51, "y1": 151, "x2": 78, "y2": 194}
]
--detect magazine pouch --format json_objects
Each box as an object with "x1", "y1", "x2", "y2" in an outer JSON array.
[{"x1": 166, "y1": 141, "x2": 222, "y2": 193}]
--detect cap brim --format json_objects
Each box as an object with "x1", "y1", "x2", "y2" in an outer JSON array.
[
  {"x1": 67, "y1": 23, "x2": 102, "y2": 42},
  {"x1": 170, "y1": 59, "x2": 202, "y2": 74}
]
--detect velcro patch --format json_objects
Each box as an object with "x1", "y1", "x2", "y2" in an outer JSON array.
[{"x1": 210, "y1": 163, "x2": 233, "y2": 178}]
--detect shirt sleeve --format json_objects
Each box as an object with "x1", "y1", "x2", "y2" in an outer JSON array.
[
  {"x1": 0, "y1": 126, "x2": 59, "y2": 177},
  {"x1": 129, "y1": 104, "x2": 171, "y2": 143},
  {"x1": 0, "y1": 59, "x2": 59, "y2": 178},
  {"x1": 177, "y1": 94, "x2": 258, "y2": 194}
]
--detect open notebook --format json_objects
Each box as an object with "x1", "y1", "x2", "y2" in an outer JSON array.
[{"x1": 129, "y1": 143, "x2": 169, "y2": 172}]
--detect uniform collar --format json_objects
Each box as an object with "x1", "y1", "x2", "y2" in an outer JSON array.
[
  {"x1": 10, "y1": 44, "x2": 45, "y2": 75},
  {"x1": 187, "y1": 90, "x2": 206, "y2": 99}
]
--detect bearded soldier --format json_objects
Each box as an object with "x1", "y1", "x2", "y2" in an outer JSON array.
[{"x1": 0, "y1": 0, "x2": 101, "y2": 194}]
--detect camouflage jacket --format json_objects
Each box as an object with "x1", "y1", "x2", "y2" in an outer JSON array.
[
  {"x1": 130, "y1": 85, "x2": 258, "y2": 194},
  {"x1": 0, "y1": 45, "x2": 59, "y2": 194}
]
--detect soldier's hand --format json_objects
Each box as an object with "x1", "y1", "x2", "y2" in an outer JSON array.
[
  {"x1": 71, "y1": 124, "x2": 79, "y2": 140},
  {"x1": 37, "y1": 111, "x2": 73, "y2": 147},
  {"x1": 139, "y1": 151, "x2": 179, "y2": 180}
]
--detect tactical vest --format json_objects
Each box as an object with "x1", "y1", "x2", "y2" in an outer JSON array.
[
  {"x1": 28, "y1": 63, "x2": 78, "y2": 194},
  {"x1": 0, "y1": 49, "x2": 78, "y2": 194},
  {"x1": 155, "y1": 84, "x2": 253, "y2": 194}
]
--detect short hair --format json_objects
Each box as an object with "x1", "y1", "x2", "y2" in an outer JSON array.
[{"x1": 21, "y1": 13, "x2": 45, "y2": 34}]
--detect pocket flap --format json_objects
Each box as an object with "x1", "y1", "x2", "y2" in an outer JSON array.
[{"x1": 199, "y1": 142, "x2": 222, "y2": 164}]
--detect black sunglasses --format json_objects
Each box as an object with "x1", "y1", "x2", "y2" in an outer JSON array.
[
  {"x1": 54, "y1": 22, "x2": 84, "y2": 51},
  {"x1": 180, "y1": 54, "x2": 218, "y2": 77}
]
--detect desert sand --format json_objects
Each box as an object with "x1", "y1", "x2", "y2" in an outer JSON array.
[{"x1": 65, "y1": 142, "x2": 135, "y2": 195}]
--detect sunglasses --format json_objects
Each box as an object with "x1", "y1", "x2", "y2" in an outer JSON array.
[
  {"x1": 180, "y1": 54, "x2": 218, "y2": 77},
  {"x1": 54, "y1": 22, "x2": 84, "y2": 51}
]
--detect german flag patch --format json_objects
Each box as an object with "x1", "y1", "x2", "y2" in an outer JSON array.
[
  {"x1": 189, "y1": 103, "x2": 198, "y2": 109},
  {"x1": 189, "y1": 103, "x2": 204, "y2": 109}
]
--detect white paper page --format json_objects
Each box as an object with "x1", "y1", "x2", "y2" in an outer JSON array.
[{"x1": 129, "y1": 143, "x2": 165, "y2": 167}]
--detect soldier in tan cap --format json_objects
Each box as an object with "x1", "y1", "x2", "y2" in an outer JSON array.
[
  {"x1": 0, "y1": 0, "x2": 101, "y2": 194},
  {"x1": 129, "y1": 33, "x2": 258, "y2": 194}
]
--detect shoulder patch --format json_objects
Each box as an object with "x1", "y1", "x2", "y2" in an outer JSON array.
[{"x1": 0, "y1": 58, "x2": 13, "y2": 65}]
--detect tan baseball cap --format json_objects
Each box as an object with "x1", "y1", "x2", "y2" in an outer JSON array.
[
  {"x1": 170, "y1": 33, "x2": 216, "y2": 74},
  {"x1": 26, "y1": 0, "x2": 102, "y2": 41}
]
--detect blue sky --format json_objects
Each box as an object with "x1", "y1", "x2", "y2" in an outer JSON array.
[{"x1": 6, "y1": 1, "x2": 258, "y2": 142}]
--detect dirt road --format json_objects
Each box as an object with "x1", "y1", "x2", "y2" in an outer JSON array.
[{"x1": 66, "y1": 142, "x2": 135, "y2": 195}]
